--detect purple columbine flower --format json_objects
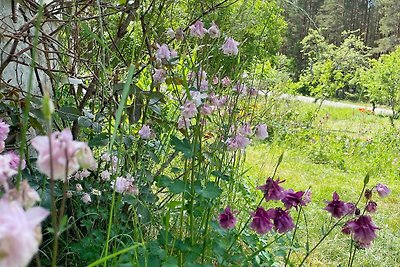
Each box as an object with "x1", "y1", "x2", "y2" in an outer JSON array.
[
  {"x1": 272, "y1": 208, "x2": 295, "y2": 233},
  {"x1": 375, "y1": 183, "x2": 391, "y2": 198},
  {"x1": 344, "y1": 215, "x2": 380, "y2": 248},
  {"x1": 250, "y1": 207, "x2": 274, "y2": 234},
  {"x1": 281, "y1": 189, "x2": 305, "y2": 209},
  {"x1": 345, "y1": 202, "x2": 356, "y2": 215},
  {"x1": 366, "y1": 201, "x2": 377, "y2": 213},
  {"x1": 325, "y1": 192, "x2": 348, "y2": 218},
  {"x1": 257, "y1": 177, "x2": 286, "y2": 202},
  {"x1": 219, "y1": 206, "x2": 237, "y2": 229}
]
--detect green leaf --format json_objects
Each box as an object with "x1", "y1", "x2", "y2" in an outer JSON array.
[
  {"x1": 169, "y1": 180, "x2": 186, "y2": 194},
  {"x1": 195, "y1": 182, "x2": 222, "y2": 199},
  {"x1": 88, "y1": 133, "x2": 109, "y2": 147},
  {"x1": 162, "y1": 256, "x2": 178, "y2": 267},
  {"x1": 171, "y1": 136, "x2": 193, "y2": 159},
  {"x1": 78, "y1": 116, "x2": 92, "y2": 128},
  {"x1": 58, "y1": 106, "x2": 80, "y2": 121}
]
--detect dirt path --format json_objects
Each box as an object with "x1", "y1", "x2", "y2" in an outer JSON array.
[{"x1": 276, "y1": 93, "x2": 393, "y2": 116}]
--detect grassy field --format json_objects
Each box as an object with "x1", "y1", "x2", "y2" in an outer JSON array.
[{"x1": 245, "y1": 100, "x2": 400, "y2": 266}]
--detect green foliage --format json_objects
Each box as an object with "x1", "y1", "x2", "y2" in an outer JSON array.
[
  {"x1": 360, "y1": 47, "x2": 400, "y2": 118},
  {"x1": 297, "y1": 30, "x2": 370, "y2": 99}
]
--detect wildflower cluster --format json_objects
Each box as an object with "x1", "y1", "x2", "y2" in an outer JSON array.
[
  {"x1": 324, "y1": 183, "x2": 391, "y2": 248},
  {"x1": 0, "y1": 120, "x2": 49, "y2": 267}
]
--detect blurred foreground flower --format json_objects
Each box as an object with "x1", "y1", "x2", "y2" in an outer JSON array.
[
  {"x1": 0, "y1": 199, "x2": 48, "y2": 267},
  {"x1": 31, "y1": 129, "x2": 96, "y2": 180}
]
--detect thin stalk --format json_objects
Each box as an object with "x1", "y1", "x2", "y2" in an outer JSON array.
[{"x1": 284, "y1": 206, "x2": 302, "y2": 266}]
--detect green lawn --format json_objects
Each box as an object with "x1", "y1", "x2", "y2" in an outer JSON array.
[{"x1": 245, "y1": 101, "x2": 400, "y2": 266}]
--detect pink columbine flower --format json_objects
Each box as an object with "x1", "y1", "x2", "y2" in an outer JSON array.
[
  {"x1": 325, "y1": 192, "x2": 349, "y2": 218},
  {"x1": 155, "y1": 44, "x2": 171, "y2": 61},
  {"x1": 342, "y1": 215, "x2": 380, "y2": 248},
  {"x1": 0, "y1": 120, "x2": 10, "y2": 141},
  {"x1": 101, "y1": 170, "x2": 111, "y2": 181},
  {"x1": 222, "y1": 37, "x2": 239, "y2": 56},
  {"x1": 178, "y1": 116, "x2": 191, "y2": 129},
  {"x1": 112, "y1": 177, "x2": 128, "y2": 193},
  {"x1": 281, "y1": 189, "x2": 306, "y2": 209},
  {"x1": 239, "y1": 123, "x2": 252, "y2": 136},
  {"x1": 153, "y1": 69, "x2": 167, "y2": 84},
  {"x1": 190, "y1": 91, "x2": 207, "y2": 107},
  {"x1": 233, "y1": 83, "x2": 247, "y2": 94},
  {"x1": 81, "y1": 193, "x2": 91, "y2": 204},
  {"x1": 31, "y1": 128, "x2": 96, "y2": 180},
  {"x1": 0, "y1": 199, "x2": 49, "y2": 267},
  {"x1": 249, "y1": 87, "x2": 259, "y2": 96},
  {"x1": 257, "y1": 177, "x2": 286, "y2": 202},
  {"x1": 101, "y1": 152, "x2": 111, "y2": 162},
  {"x1": 219, "y1": 206, "x2": 237, "y2": 229},
  {"x1": 139, "y1": 125, "x2": 154, "y2": 140},
  {"x1": 272, "y1": 208, "x2": 295, "y2": 233},
  {"x1": 250, "y1": 207, "x2": 274, "y2": 234},
  {"x1": 208, "y1": 21, "x2": 220, "y2": 38},
  {"x1": 375, "y1": 183, "x2": 391, "y2": 198},
  {"x1": 226, "y1": 135, "x2": 250, "y2": 151},
  {"x1": 221, "y1": 76, "x2": 231, "y2": 87},
  {"x1": 0, "y1": 154, "x2": 18, "y2": 188},
  {"x1": 200, "y1": 104, "x2": 214, "y2": 115},
  {"x1": 181, "y1": 101, "x2": 198, "y2": 118},
  {"x1": 212, "y1": 76, "x2": 219, "y2": 85},
  {"x1": 189, "y1": 21, "x2": 207, "y2": 38},
  {"x1": 254, "y1": 124, "x2": 268, "y2": 140},
  {"x1": 7, "y1": 151, "x2": 26, "y2": 171}
]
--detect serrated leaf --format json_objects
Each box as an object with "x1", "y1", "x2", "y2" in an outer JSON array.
[
  {"x1": 78, "y1": 116, "x2": 92, "y2": 128},
  {"x1": 58, "y1": 106, "x2": 80, "y2": 121},
  {"x1": 171, "y1": 136, "x2": 193, "y2": 159}
]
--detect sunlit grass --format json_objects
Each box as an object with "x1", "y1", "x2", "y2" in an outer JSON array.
[{"x1": 246, "y1": 101, "x2": 400, "y2": 266}]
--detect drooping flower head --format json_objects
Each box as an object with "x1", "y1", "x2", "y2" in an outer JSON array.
[
  {"x1": 0, "y1": 199, "x2": 49, "y2": 267},
  {"x1": 219, "y1": 206, "x2": 237, "y2": 229},
  {"x1": 155, "y1": 44, "x2": 171, "y2": 61},
  {"x1": 81, "y1": 193, "x2": 92, "y2": 204},
  {"x1": 31, "y1": 128, "x2": 96, "y2": 180},
  {"x1": 325, "y1": 192, "x2": 349, "y2": 218},
  {"x1": 153, "y1": 68, "x2": 167, "y2": 84},
  {"x1": 138, "y1": 125, "x2": 154, "y2": 140},
  {"x1": 272, "y1": 208, "x2": 295, "y2": 233},
  {"x1": 181, "y1": 101, "x2": 198, "y2": 118},
  {"x1": 343, "y1": 215, "x2": 380, "y2": 248},
  {"x1": 257, "y1": 177, "x2": 286, "y2": 201},
  {"x1": 250, "y1": 207, "x2": 274, "y2": 234},
  {"x1": 254, "y1": 124, "x2": 268, "y2": 140},
  {"x1": 226, "y1": 135, "x2": 250, "y2": 151},
  {"x1": 221, "y1": 76, "x2": 231, "y2": 87},
  {"x1": 208, "y1": 21, "x2": 220, "y2": 38},
  {"x1": 189, "y1": 21, "x2": 207, "y2": 38},
  {"x1": 222, "y1": 37, "x2": 239, "y2": 56},
  {"x1": 375, "y1": 183, "x2": 391, "y2": 198},
  {"x1": 281, "y1": 189, "x2": 305, "y2": 209},
  {"x1": 239, "y1": 123, "x2": 252, "y2": 136},
  {"x1": 366, "y1": 201, "x2": 377, "y2": 213}
]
